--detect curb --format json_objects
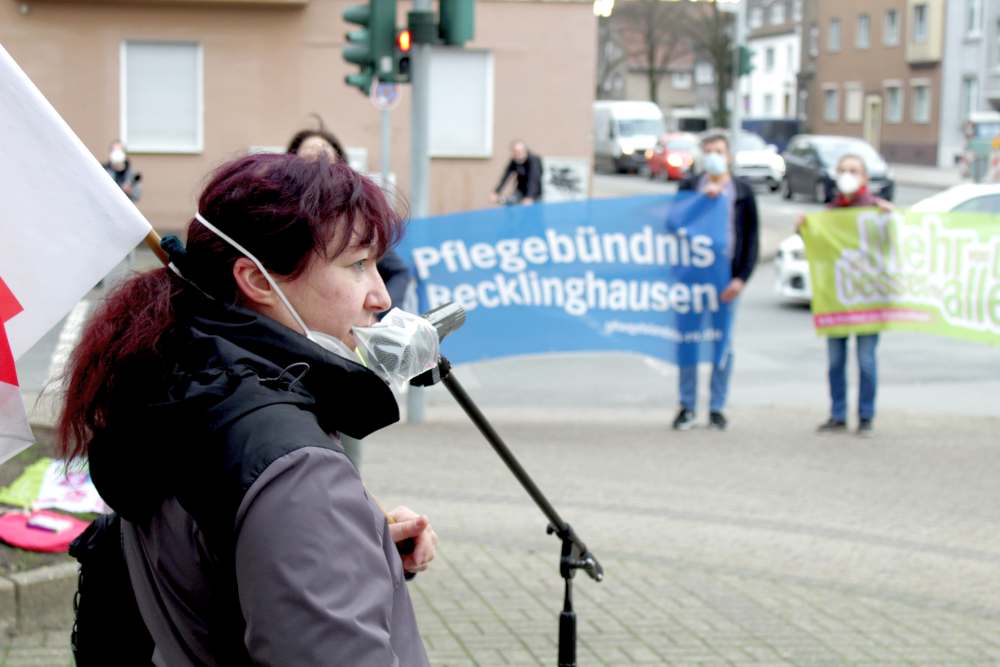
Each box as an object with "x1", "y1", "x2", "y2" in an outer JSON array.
[{"x1": 3, "y1": 420, "x2": 78, "y2": 638}]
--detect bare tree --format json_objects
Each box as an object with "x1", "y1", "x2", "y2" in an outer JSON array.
[
  {"x1": 611, "y1": 0, "x2": 689, "y2": 104},
  {"x1": 596, "y1": 17, "x2": 629, "y2": 99},
  {"x1": 684, "y1": 1, "x2": 734, "y2": 127}
]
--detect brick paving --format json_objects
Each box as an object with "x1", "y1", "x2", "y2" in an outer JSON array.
[{"x1": 3, "y1": 406, "x2": 1000, "y2": 666}]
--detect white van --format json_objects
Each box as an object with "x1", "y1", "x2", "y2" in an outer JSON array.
[{"x1": 593, "y1": 101, "x2": 666, "y2": 173}]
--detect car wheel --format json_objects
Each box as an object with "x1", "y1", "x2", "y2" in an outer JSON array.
[
  {"x1": 768, "y1": 178, "x2": 780, "y2": 193},
  {"x1": 781, "y1": 177, "x2": 793, "y2": 200},
  {"x1": 813, "y1": 179, "x2": 827, "y2": 203}
]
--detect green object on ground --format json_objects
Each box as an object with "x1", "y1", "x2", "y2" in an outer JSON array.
[{"x1": 0, "y1": 457, "x2": 52, "y2": 509}]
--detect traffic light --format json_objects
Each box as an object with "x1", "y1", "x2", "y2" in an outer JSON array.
[
  {"x1": 439, "y1": 0, "x2": 475, "y2": 46},
  {"x1": 394, "y1": 29, "x2": 412, "y2": 82},
  {"x1": 737, "y1": 45, "x2": 755, "y2": 76},
  {"x1": 342, "y1": 0, "x2": 398, "y2": 94}
]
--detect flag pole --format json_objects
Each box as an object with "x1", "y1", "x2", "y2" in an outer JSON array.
[{"x1": 143, "y1": 229, "x2": 168, "y2": 266}]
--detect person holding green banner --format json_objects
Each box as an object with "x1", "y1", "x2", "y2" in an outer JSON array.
[{"x1": 797, "y1": 154, "x2": 892, "y2": 435}]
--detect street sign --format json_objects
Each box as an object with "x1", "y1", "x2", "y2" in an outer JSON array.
[{"x1": 372, "y1": 81, "x2": 402, "y2": 111}]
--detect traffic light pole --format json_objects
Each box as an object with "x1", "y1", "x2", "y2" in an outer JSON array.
[
  {"x1": 406, "y1": 0, "x2": 432, "y2": 424},
  {"x1": 729, "y1": 0, "x2": 746, "y2": 137}
]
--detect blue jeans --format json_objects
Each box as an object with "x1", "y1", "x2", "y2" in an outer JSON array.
[
  {"x1": 827, "y1": 334, "x2": 879, "y2": 422},
  {"x1": 679, "y1": 348, "x2": 734, "y2": 414}
]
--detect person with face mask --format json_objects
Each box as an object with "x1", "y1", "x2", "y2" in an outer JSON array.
[
  {"x1": 798, "y1": 154, "x2": 893, "y2": 436},
  {"x1": 490, "y1": 140, "x2": 544, "y2": 205},
  {"x1": 672, "y1": 132, "x2": 760, "y2": 431},
  {"x1": 58, "y1": 153, "x2": 435, "y2": 665},
  {"x1": 102, "y1": 140, "x2": 142, "y2": 203}
]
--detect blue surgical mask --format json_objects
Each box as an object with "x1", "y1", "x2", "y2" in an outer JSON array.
[{"x1": 704, "y1": 153, "x2": 728, "y2": 176}]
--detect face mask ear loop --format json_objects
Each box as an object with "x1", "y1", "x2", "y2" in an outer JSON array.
[{"x1": 193, "y1": 212, "x2": 312, "y2": 338}]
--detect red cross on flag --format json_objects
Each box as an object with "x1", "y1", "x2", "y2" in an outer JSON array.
[
  {"x1": 0, "y1": 278, "x2": 31, "y2": 461},
  {"x1": 0, "y1": 45, "x2": 151, "y2": 464}
]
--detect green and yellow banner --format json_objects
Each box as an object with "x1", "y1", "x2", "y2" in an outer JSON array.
[{"x1": 802, "y1": 208, "x2": 1000, "y2": 345}]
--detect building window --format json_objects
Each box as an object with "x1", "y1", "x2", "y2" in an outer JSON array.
[
  {"x1": 787, "y1": 44, "x2": 794, "y2": 72},
  {"x1": 771, "y1": 2, "x2": 785, "y2": 25},
  {"x1": 793, "y1": 0, "x2": 802, "y2": 23},
  {"x1": 966, "y1": 0, "x2": 983, "y2": 37},
  {"x1": 764, "y1": 93, "x2": 775, "y2": 115},
  {"x1": 765, "y1": 47, "x2": 775, "y2": 72},
  {"x1": 823, "y1": 87, "x2": 839, "y2": 122},
  {"x1": 995, "y1": 19, "x2": 1000, "y2": 67},
  {"x1": 829, "y1": 18, "x2": 841, "y2": 52},
  {"x1": 750, "y1": 7, "x2": 763, "y2": 29},
  {"x1": 121, "y1": 41, "x2": 203, "y2": 153},
  {"x1": 913, "y1": 4, "x2": 928, "y2": 44},
  {"x1": 885, "y1": 84, "x2": 903, "y2": 123},
  {"x1": 695, "y1": 62, "x2": 714, "y2": 85},
  {"x1": 961, "y1": 77, "x2": 979, "y2": 119},
  {"x1": 884, "y1": 9, "x2": 900, "y2": 46},
  {"x1": 912, "y1": 82, "x2": 931, "y2": 123},
  {"x1": 809, "y1": 24, "x2": 820, "y2": 57},
  {"x1": 743, "y1": 94, "x2": 751, "y2": 113},
  {"x1": 672, "y1": 72, "x2": 692, "y2": 90},
  {"x1": 857, "y1": 14, "x2": 870, "y2": 48},
  {"x1": 845, "y1": 86, "x2": 863, "y2": 123}
]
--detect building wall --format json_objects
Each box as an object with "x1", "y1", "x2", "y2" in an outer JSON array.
[
  {"x1": 1, "y1": 0, "x2": 595, "y2": 232},
  {"x1": 741, "y1": 31, "x2": 800, "y2": 118},
  {"x1": 982, "y1": 0, "x2": 1000, "y2": 111},
  {"x1": 811, "y1": 0, "x2": 943, "y2": 165}
]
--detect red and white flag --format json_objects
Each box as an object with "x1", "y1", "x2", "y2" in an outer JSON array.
[
  {"x1": 0, "y1": 278, "x2": 31, "y2": 462},
  {"x1": 0, "y1": 45, "x2": 151, "y2": 464}
]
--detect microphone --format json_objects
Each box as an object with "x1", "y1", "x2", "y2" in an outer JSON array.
[{"x1": 421, "y1": 302, "x2": 466, "y2": 343}]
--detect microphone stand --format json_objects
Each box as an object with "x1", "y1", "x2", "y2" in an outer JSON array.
[{"x1": 412, "y1": 357, "x2": 604, "y2": 667}]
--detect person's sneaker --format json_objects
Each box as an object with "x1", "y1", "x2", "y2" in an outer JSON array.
[
  {"x1": 816, "y1": 418, "x2": 847, "y2": 433},
  {"x1": 708, "y1": 411, "x2": 727, "y2": 430},
  {"x1": 857, "y1": 419, "x2": 874, "y2": 436},
  {"x1": 672, "y1": 408, "x2": 696, "y2": 431}
]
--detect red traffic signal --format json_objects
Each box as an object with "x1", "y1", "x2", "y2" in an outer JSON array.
[{"x1": 397, "y1": 29, "x2": 412, "y2": 53}]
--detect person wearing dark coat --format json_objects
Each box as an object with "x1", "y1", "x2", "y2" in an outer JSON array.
[
  {"x1": 491, "y1": 140, "x2": 543, "y2": 205},
  {"x1": 672, "y1": 131, "x2": 759, "y2": 432}
]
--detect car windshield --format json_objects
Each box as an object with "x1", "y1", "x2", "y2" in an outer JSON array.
[
  {"x1": 973, "y1": 123, "x2": 1000, "y2": 139},
  {"x1": 813, "y1": 138, "x2": 887, "y2": 171},
  {"x1": 617, "y1": 119, "x2": 664, "y2": 136},
  {"x1": 667, "y1": 138, "x2": 697, "y2": 151},
  {"x1": 734, "y1": 134, "x2": 767, "y2": 151}
]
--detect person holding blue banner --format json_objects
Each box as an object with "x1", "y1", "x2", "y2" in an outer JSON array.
[
  {"x1": 797, "y1": 154, "x2": 892, "y2": 436},
  {"x1": 672, "y1": 131, "x2": 759, "y2": 431}
]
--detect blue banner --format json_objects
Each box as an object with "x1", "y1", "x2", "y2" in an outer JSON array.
[{"x1": 396, "y1": 194, "x2": 733, "y2": 366}]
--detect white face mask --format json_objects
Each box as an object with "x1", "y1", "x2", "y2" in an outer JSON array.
[
  {"x1": 836, "y1": 172, "x2": 861, "y2": 196},
  {"x1": 109, "y1": 149, "x2": 126, "y2": 168},
  {"x1": 192, "y1": 213, "x2": 439, "y2": 390},
  {"x1": 703, "y1": 152, "x2": 728, "y2": 176}
]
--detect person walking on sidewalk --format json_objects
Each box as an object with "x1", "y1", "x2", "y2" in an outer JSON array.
[
  {"x1": 102, "y1": 140, "x2": 142, "y2": 203},
  {"x1": 672, "y1": 131, "x2": 759, "y2": 431},
  {"x1": 58, "y1": 153, "x2": 434, "y2": 665},
  {"x1": 797, "y1": 153, "x2": 893, "y2": 436}
]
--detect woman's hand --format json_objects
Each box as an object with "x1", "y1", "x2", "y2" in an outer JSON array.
[{"x1": 388, "y1": 506, "x2": 438, "y2": 574}]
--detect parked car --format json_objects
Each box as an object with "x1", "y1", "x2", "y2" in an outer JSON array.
[
  {"x1": 730, "y1": 131, "x2": 785, "y2": 191},
  {"x1": 644, "y1": 132, "x2": 698, "y2": 181},
  {"x1": 781, "y1": 135, "x2": 895, "y2": 203},
  {"x1": 773, "y1": 183, "x2": 1000, "y2": 303}
]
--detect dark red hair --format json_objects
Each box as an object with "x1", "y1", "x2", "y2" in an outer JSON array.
[{"x1": 58, "y1": 152, "x2": 403, "y2": 460}]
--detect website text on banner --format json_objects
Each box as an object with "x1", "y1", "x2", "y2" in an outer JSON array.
[
  {"x1": 396, "y1": 194, "x2": 734, "y2": 365},
  {"x1": 803, "y1": 208, "x2": 1000, "y2": 345}
]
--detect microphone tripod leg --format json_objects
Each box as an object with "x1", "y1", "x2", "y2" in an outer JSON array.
[{"x1": 558, "y1": 577, "x2": 576, "y2": 667}]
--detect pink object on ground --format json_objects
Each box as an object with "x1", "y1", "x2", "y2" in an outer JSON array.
[{"x1": 0, "y1": 509, "x2": 89, "y2": 553}]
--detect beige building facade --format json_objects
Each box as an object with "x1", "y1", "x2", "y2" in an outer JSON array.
[
  {"x1": 803, "y1": 0, "x2": 944, "y2": 165},
  {"x1": 1, "y1": 0, "x2": 595, "y2": 232}
]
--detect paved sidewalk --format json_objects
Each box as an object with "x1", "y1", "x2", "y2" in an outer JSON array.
[
  {"x1": 5, "y1": 406, "x2": 1000, "y2": 666},
  {"x1": 888, "y1": 163, "x2": 965, "y2": 190}
]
